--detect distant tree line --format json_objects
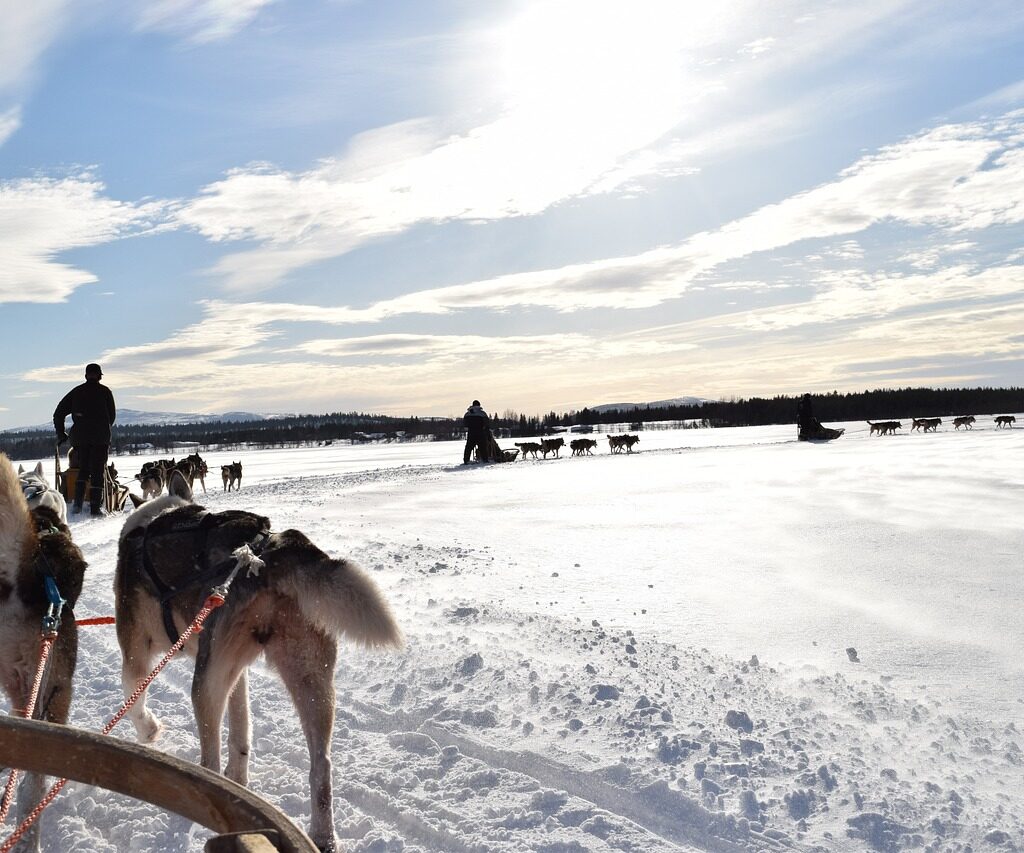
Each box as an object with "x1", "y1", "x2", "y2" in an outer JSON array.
[
  {"x1": 574, "y1": 386, "x2": 1024, "y2": 429},
  {"x1": 3, "y1": 386, "x2": 1022, "y2": 460}
]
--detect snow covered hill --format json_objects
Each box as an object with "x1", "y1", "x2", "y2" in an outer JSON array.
[
  {"x1": 6, "y1": 420, "x2": 1023, "y2": 852},
  {"x1": 590, "y1": 397, "x2": 710, "y2": 413}
]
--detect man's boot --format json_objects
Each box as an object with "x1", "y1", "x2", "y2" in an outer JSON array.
[
  {"x1": 72, "y1": 478, "x2": 87, "y2": 514},
  {"x1": 89, "y1": 484, "x2": 105, "y2": 517}
]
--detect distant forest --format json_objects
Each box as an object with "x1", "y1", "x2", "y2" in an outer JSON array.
[{"x1": 2, "y1": 385, "x2": 1022, "y2": 460}]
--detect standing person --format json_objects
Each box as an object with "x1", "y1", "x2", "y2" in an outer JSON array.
[
  {"x1": 463, "y1": 400, "x2": 490, "y2": 464},
  {"x1": 796, "y1": 393, "x2": 820, "y2": 440},
  {"x1": 53, "y1": 363, "x2": 116, "y2": 515}
]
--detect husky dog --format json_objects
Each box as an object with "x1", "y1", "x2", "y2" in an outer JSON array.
[
  {"x1": 221, "y1": 461, "x2": 242, "y2": 491},
  {"x1": 607, "y1": 433, "x2": 640, "y2": 453},
  {"x1": 570, "y1": 438, "x2": 598, "y2": 456},
  {"x1": 514, "y1": 441, "x2": 541, "y2": 460},
  {"x1": 17, "y1": 462, "x2": 68, "y2": 524},
  {"x1": 1, "y1": 454, "x2": 86, "y2": 852},
  {"x1": 138, "y1": 462, "x2": 166, "y2": 500},
  {"x1": 995, "y1": 415, "x2": 1016, "y2": 428},
  {"x1": 540, "y1": 437, "x2": 564, "y2": 459},
  {"x1": 868, "y1": 420, "x2": 902, "y2": 435},
  {"x1": 953, "y1": 415, "x2": 976, "y2": 430},
  {"x1": 184, "y1": 453, "x2": 209, "y2": 493},
  {"x1": 115, "y1": 473, "x2": 401, "y2": 852}
]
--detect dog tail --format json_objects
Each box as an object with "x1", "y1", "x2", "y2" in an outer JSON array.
[
  {"x1": 0, "y1": 453, "x2": 34, "y2": 581},
  {"x1": 269, "y1": 536, "x2": 403, "y2": 650}
]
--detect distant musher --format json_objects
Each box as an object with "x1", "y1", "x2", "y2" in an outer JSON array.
[
  {"x1": 463, "y1": 400, "x2": 490, "y2": 464},
  {"x1": 53, "y1": 362, "x2": 117, "y2": 515},
  {"x1": 796, "y1": 393, "x2": 844, "y2": 442}
]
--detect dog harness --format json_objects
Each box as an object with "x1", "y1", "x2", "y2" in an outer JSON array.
[{"x1": 125, "y1": 510, "x2": 271, "y2": 645}]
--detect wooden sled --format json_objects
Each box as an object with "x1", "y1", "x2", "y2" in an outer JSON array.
[
  {"x1": 474, "y1": 431, "x2": 520, "y2": 462},
  {"x1": 0, "y1": 715, "x2": 317, "y2": 852},
  {"x1": 55, "y1": 446, "x2": 130, "y2": 513}
]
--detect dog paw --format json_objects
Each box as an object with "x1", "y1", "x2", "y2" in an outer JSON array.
[{"x1": 136, "y1": 712, "x2": 163, "y2": 744}]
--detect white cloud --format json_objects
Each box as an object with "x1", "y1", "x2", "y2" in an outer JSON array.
[
  {"x1": 330, "y1": 111, "x2": 1024, "y2": 319},
  {"x1": 0, "y1": 107, "x2": 21, "y2": 147},
  {"x1": 0, "y1": 174, "x2": 170, "y2": 304},
  {"x1": 0, "y1": 0, "x2": 70, "y2": 93},
  {"x1": 137, "y1": 0, "x2": 276, "y2": 43},
  {"x1": 740, "y1": 264, "x2": 1024, "y2": 331}
]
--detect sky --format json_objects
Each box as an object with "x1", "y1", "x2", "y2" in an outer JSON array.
[{"x1": 1, "y1": 0, "x2": 1024, "y2": 428}]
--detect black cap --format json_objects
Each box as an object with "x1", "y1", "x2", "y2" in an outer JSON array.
[
  {"x1": 472, "y1": 399, "x2": 480, "y2": 406},
  {"x1": 85, "y1": 363, "x2": 103, "y2": 377}
]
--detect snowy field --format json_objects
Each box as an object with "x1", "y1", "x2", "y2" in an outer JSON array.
[{"x1": 8, "y1": 419, "x2": 1024, "y2": 852}]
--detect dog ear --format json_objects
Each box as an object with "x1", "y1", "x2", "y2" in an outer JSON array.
[
  {"x1": 34, "y1": 461, "x2": 44, "y2": 476},
  {"x1": 18, "y1": 464, "x2": 24, "y2": 474},
  {"x1": 129, "y1": 492, "x2": 147, "y2": 509},
  {"x1": 167, "y1": 470, "x2": 194, "y2": 502}
]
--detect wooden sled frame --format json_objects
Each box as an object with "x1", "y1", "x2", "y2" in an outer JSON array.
[
  {"x1": 54, "y1": 447, "x2": 129, "y2": 513},
  {"x1": 0, "y1": 716, "x2": 317, "y2": 852}
]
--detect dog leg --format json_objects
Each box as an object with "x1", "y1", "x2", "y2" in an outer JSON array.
[
  {"x1": 191, "y1": 638, "x2": 252, "y2": 777},
  {"x1": 224, "y1": 671, "x2": 251, "y2": 786},
  {"x1": 118, "y1": 624, "x2": 163, "y2": 743},
  {"x1": 266, "y1": 629, "x2": 338, "y2": 853}
]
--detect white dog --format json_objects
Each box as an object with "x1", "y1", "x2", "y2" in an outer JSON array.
[{"x1": 18, "y1": 461, "x2": 68, "y2": 523}]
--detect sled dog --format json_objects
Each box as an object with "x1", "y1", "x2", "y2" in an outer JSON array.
[
  {"x1": 115, "y1": 472, "x2": 401, "y2": 852},
  {"x1": 184, "y1": 453, "x2": 209, "y2": 493},
  {"x1": 221, "y1": 461, "x2": 242, "y2": 491},
  {"x1": 138, "y1": 462, "x2": 166, "y2": 500},
  {"x1": 953, "y1": 415, "x2": 975, "y2": 430},
  {"x1": 540, "y1": 437, "x2": 564, "y2": 459},
  {"x1": 570, "y1": 438, "x2": 598, "y2": 456},
  {"x1": 514, "y1": 441, "x2": 542, "y2": 460},
  {"x1": 17, "y1": 462, "x2": 68, "y2": 524},
  {"x1": 607, "y1": 434, "x2": 640, "y2": 453},
  {"x1": 995, "y1": 415, "x2": 1016, "y2": 428},
  {"x1": 1, "y1": 454, "x2": 86, "y2": 852},
  {"x1": 868, "y1": 420, "x2": 901, "y2": 436}
]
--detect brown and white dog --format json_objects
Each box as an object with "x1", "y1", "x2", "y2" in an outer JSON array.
[
  {"x1": 570, "y1": 438, "x2": 598, "y2": 456},
  {"x1": 1, "y1": 454, "x2": 86, "y2": 852},
  {"x1": 184, "y1": 453, "x2": 209, "y2": 493},
  {"x1": 868, "y1": 420, "x2": 902, "y2": 436},
  {"x1": 607, "y1": 434, "x2": 641, "y2": 453},
  {"x1": 115, "y1": 472, "x2": 401, "y2": 852},
  {"x1": 540, "y1": 437, "x2": 565, "y2": 459},
  {"x1": 221, "y1": 461, "x2": 242, "y2": 491},
  {"x1": 953, "y1": 415, "x2": 976, "y2": 430},
  {"x1": 514, "y1": 441, "x2": 542, "y2": 460},
  {"x1": 995, "y1": 415, "x2": 1016, "y2": 428},
  {"x1": 911, "y1": 417, "x2": 942, "y2": 432},
  {"x1": 17, "y1": 462, "x2": 68, "y2": 524}
]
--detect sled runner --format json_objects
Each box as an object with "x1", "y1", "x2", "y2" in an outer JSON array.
[
  {"x1": 798, "y1": 427, "x2": 845, "y2": 442},
  {"x1": 55, "y1": 446, "x2": 130, "y2": 513}
]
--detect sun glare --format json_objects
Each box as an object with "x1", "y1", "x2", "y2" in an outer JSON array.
[{"x1": 497, "y1": 1, "x2": 717, "y2": 121}]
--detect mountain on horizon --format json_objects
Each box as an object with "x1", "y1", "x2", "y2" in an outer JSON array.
[
  {"x1": 4, "y1": 408, "x2": 275, "y2": 433},
  {"x1": 589, "y1": 396, "x2": 710, "y2": 413}
]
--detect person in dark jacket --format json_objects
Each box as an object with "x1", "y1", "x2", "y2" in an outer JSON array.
[
  {"x1": 463, "y1": 400, "x2": 490, "y2": 464},
  {"x1": 796, "y1": 393, "x2": 821, "y2": 440},
  {"x1": 53, "y1": 363, "x2": 116, "y2": 515}
]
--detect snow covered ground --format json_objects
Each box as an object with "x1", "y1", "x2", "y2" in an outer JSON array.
[{"x1": 7, "y1": 419, "x2": 1024, "y2": 852}]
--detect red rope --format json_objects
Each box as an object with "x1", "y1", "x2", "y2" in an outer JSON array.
[
  {"x1": 0, "y1": 594, "x2": 225, "y2": 851},
  {"x1": 0, "y1": 636, "x2": 55, "y2": 825},
  {"x1": 75, "y1": 616, "x2": 116, "y2": 627}
]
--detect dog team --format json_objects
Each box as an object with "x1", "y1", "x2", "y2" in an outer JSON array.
[
  {"x1": 867, "y1": 413, "x2": 1014, "y2": 435},
  {"x1": 513, "y1": 433, "x2": 640, "y2": 460},
  {"x1": 1, "y1": 364, "x2": 400, "y2": 852}
]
